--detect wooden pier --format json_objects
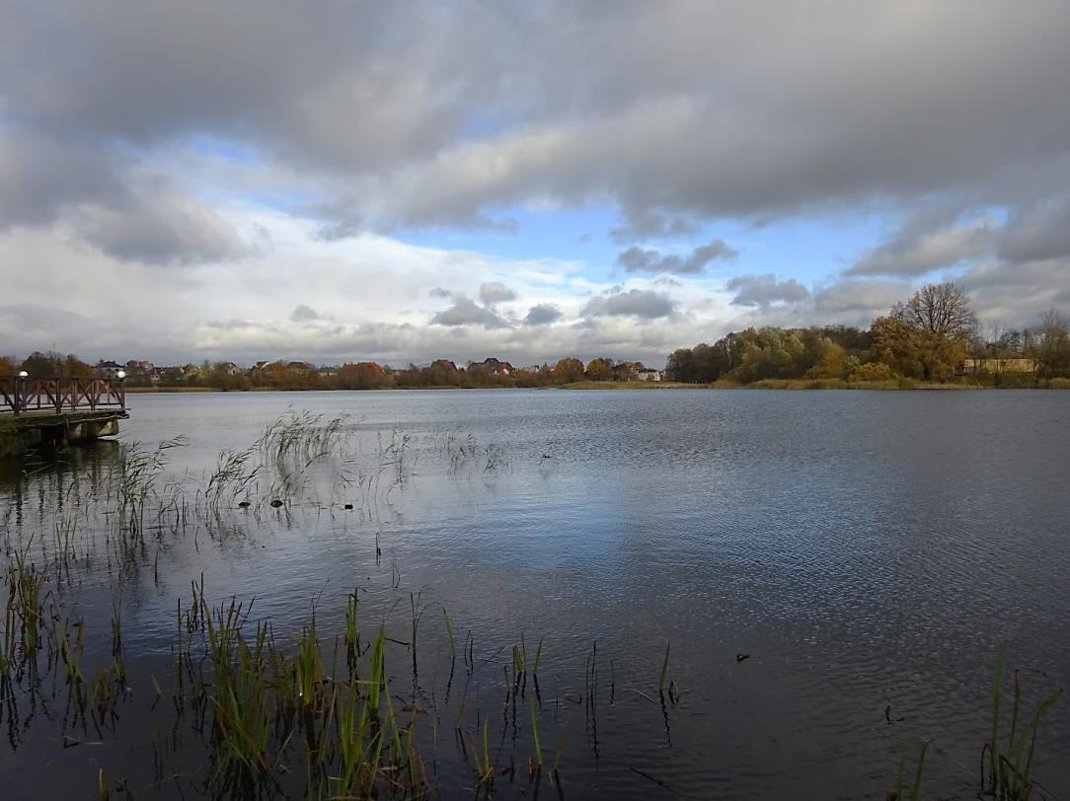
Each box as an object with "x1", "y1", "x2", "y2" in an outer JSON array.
[{"x1": 0, "y1": 374, "x2": 128, "y2": 447}]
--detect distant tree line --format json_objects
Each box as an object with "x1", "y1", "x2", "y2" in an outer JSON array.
[
  {"x1": 0, "y1": 353, "x2": 658, "y2": 391},
  {"x1": 666, "y1": 283, "x2": 1070, "y2": 385}
]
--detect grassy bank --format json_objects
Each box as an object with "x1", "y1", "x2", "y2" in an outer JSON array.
[
  {"x1": 558, "y1": 380, "x2": 695, "y2": 390},
  {"x1": 123, "y1": 376, "x2": 1070, "y2": 394},
  {"x1": 732, "y1": 378, "x2": 973, "y2": 390},
  {"x1": 125, "y1": 385, "x2": 219, "y2": 393}
]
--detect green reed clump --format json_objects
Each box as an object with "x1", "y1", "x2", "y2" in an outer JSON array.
[
  {"x1": 257, "y1": 410, "x2": 347, "y2": 466},
  {"x1": 983, "y1": 653, "x2": 1063, "y2": 801},
  {"x1": 6, "y1": 556, "x2": 47, "y2": 684},
  {"x1": 203, "y1": 446, "x2": 260, "y2": 512},
  {"x1": 113, "y1": 437, "x2": 186, "y2": 538},
  {"x1": 162, "y1": 582, "x2": 431, "y2": 800},
  {"x1": 202, "y1": 597, "x2": 281, "y2": 795}
]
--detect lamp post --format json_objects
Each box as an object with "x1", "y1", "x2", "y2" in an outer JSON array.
[
  {"x1": 15, "y1": 370, "x2": 28, "y2": 416},
  {"x1": 116, "y1": 370, "x2": 127, "y2": 412}
]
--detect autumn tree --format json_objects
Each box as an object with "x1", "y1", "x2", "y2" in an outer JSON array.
[
  {"x1": 20, "y1": 350, "x2": 93, "y2": 378},
  {"x1": 585, "y1": 357, "x2": 614, "y2": 381},
  {"x1": 878, "y1": 282, "x2": 977, "y2": 381},
  {"x1": 338, "y1": 362, "x2": 388, "y2": 389},
  {"x1": 1035, "y1": 308, "x2": 1070, "y2": 377},
  {"x1": 552, "y1": 357, "x2": 585, "y2": 383},
  {"x1": 805, "y1": 337, "x2": 847, "y2": 379},
  {"x1": 425, "y1": 359, "x2": 463, "y2": 387}
]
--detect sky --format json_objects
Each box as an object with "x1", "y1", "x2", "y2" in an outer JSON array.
[{"x1": 2, "y1": 1, "x2": 1069, "y2": 369}]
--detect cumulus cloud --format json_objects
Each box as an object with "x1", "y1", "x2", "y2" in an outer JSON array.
[
  {"x1": 726, "y1": 274, "x2": 810, "y2": 308},
  {"x1": 479, "y1": 281, "x2": 516, "y2": 304},
  {"x1": 524, "y1": 304, "x2": 562, "y2": 325},
  {"x1": 315, "y1": 218, "x2": 364, "y2": 242},
  {"x1": 5, "y1": 2, "x2": 1070, "y2": 232},
  {"x1": 957, "y1": 260, "x2": 1070, "y2": 324},
  {"x1": 998, "y1": 199, "x2": 1070, "y2": 264},
  {"x1": 2, "y1": 2, "x2": 1068, "y2": 361},
  {"x1": 609, "y1": 208, "x2": 700, "y2": 242},
  {"x1": 849, "y1": 211, "x2": 995, "y2": 276},
  {"x1": 430, "y1": 296, "x2": 509, "y2": 328},
  {"x1": 0, "y1": 130, "x2": 248, "y2": 264},
  {"x1": 812, "y1": 279, "x2": 909, "y2": 318},
  {"x1": 71, "y1": 186, "x2": 251, "y2": 264},
  {"x1": 0, "y1": 132, "x2": 121, "y2": 227},
  {"x1": 290, "y1": 305, "x2": 322, "y2": 322},
  {"x1": 583, "y1": 289, "x2": 676, "y2": 319},
  {"x1": 617, "y1": 239, "x2": 737, "y2": 275}
]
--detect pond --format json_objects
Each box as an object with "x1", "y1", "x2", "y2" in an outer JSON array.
[{"x1": 1, "y1": 388, "x2": 1067, "y2": 800}]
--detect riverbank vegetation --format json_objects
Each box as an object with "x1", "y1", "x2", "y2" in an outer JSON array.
[{"x1": 668, "y1": 285, "x2": 1070, "y2": 388}]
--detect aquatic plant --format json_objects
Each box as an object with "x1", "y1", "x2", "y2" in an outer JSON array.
[
  {"x1": 256, "y1": 409, "x2": 347, "y2": 467},
  {"x1": 888, "y1": 740, "x2": 930, "y2": 801},
  {"x1": 112, "y1": 436, "x2": 186, "y2": 539},
  {"x1": 982, "y1": 653, "x2": 1063, "y2": 801}
]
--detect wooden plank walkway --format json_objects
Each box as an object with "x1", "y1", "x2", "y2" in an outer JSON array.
[{"x1": 1, "y1": 375, "x2": 128, "y2": 446}]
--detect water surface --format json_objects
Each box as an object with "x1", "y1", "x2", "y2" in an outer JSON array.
[{"x1": 2, "y1": 388, "x2": 1067, "y2": 800}]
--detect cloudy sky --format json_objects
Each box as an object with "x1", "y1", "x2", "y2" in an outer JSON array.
[{"x1": 2, "y1": 1, "x2": 1069, "y2": 368}]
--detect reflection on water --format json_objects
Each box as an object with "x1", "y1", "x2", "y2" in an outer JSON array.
[{"x1": 1, "y1": 389, "x2": 1068, "y2": 800}]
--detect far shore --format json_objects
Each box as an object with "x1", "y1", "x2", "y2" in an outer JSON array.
[{"x1": 124, "y1": 377, "x2": 1070, "y2": 394}]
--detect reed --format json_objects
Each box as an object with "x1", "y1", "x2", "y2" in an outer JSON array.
[
  {"x1": 529, "y1": 694, "x2": 543, "y2": 770},
  {"x1": 344, "y1": 590, "x2": 360, "y2": 677},
  {"x1": 982, "y1": 653, "x2": 1063, "y2": 801},
  {"x1": 889, "y1": 740, "x2": 930, "y2": 801},
  {"x1": 203, "y1": 447, "x2": 260, "y2": 512},
  {"x1": 257, "y1": 410, "x2": 347, "y2": 466},
  {"x1": 113, "y1": 437, "x2": 185, "y2": 539},
  {"x1": 442, "y1": 606, "x2": 457, "y2": 662},
  {"x1": 469, "y1": 717, "x2": 495, "y2": 787}
]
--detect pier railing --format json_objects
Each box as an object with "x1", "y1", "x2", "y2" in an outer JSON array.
[{"x1": 0, "y1": 375, "x2": 127, "y2": 416}]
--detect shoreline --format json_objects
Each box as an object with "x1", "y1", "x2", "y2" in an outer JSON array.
[{"x1": 124, "y1": 378, "x2": 1070, "y2": 393}]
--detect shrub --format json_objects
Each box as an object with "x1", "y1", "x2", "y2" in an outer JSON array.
[{"x1": 849, "y1": 361, "x2": 896, "y2": 382}]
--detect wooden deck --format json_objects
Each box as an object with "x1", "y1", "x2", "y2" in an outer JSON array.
[{"x1": 1, "y1": 375, "x2": 128, "y2": 446}]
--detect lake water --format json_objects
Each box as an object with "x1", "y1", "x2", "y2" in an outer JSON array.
[{"x1": 1, "y1": 388, "x2": 1068, "y2": 799}]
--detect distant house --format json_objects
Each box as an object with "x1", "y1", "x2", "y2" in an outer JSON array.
[
  {"x1": 153, "y1": 366, "x2": 184, "y2": 384},
  {"x1": 471, "y1": 357, "x2": 514, "y2": 376},
  {"x1": 181, "y1": 363, "x2": 205, "y2": 381},
  {"x1": 635, "y1": 367, "x2": 662, "y2": 382},
  {"x1": 958, "y1": 358, "x2": 1037, "y2": 375},
  {"x1": 94, "y1": 360, "x2": 123, "y2": 378}
]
